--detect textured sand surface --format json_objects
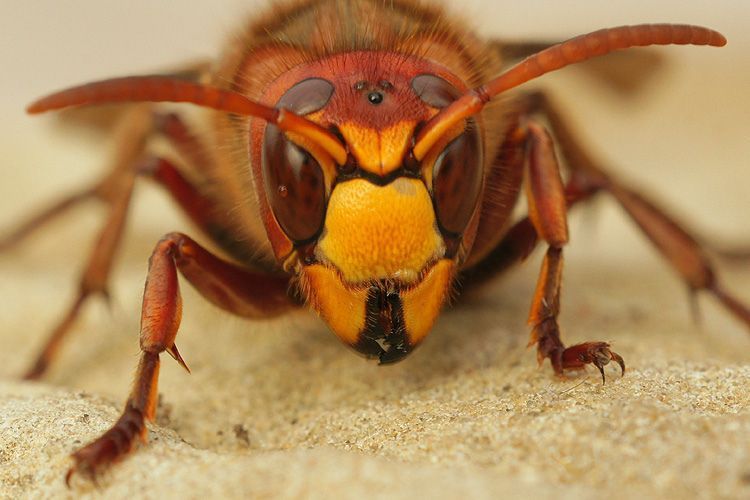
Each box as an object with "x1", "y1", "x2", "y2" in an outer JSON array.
[
  {"x1": 1, "y1": 1, "x2": 750, "y2": 499},
  {"x1": 2, "y1": 264, "x2": 750, "y2": 499}
]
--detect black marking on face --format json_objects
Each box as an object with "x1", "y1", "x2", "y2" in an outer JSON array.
[{"x1": 354, "y1": 286, "x2": 411, "y2": 364}]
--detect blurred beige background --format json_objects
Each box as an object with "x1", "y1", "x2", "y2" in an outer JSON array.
[
  {"x1": 0, "y1": 0, "x2": 748, "y2": 257},
  {"x1": 1, "y1": 1, "x2": 749, "y2": 499}
]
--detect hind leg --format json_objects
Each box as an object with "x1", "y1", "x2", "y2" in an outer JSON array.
[
  {"x1": 471, "y1": 92, "x2": 750, "y2": 329},
  {"x1": 463, "y1": 92, "x2": 748, "y2": 380},
  {"x1": 4, "y1": 107, "x2": 230, "y2": 379},
  {"x1": 14, "y1": 106, "x2": 152, "y2": 379}
]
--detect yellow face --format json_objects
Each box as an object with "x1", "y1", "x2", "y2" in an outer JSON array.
[
  {"x1": 293, "y1": 121, "x2": 466, "y2": 363},
  {"x1": 301, "y1": 173, "x2": 455, "y2": 362},
  {"x1": 317, "y1": 177, "x2": 444, "y2": 284},
  {"x1": 259, "y1": 66, "x2": 484, "y2": 363}
]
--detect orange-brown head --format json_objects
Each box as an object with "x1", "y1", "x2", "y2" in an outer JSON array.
[
  {"x1": 27, "y1": 22, "x2": 725, "y2": 362},
  {"x1": 252, "y1": 52, "x2": 485, "y2": 362}
]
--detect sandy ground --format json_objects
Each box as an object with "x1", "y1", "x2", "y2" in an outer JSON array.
[{"x1": 1, "y1": 1, "x2": 750, "y2": 499}]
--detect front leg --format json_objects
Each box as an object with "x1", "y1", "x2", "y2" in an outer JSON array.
[
  {"x1": 522, "y1": 121, "x2": 624, "y2": 382},
  {"x1": 66, "y1": 233, "x2": 293, "y2": 485}
]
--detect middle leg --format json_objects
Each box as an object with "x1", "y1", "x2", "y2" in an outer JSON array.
[{"x1": 15, "y1": 109, "x2": 248, "y2": 379}]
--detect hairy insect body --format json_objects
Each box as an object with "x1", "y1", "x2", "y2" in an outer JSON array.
[
  {"x1": 206, "y1": 2, "x2": 509, "y2": 358},
  {"x1": 212, "y1": 0, "x2": 505, "y2": 261},
  {"x1": 7, "y1": 0, "x2": 747, "y2": 485}
]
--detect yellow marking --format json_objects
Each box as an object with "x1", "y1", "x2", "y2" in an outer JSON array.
[
  {"x1": 285, "y1": 130, "x2": 337, "y2": 187},
  {"x1": 413, "y1": 94, "x2": 482, "y2": 161},
  {"x1": 317, "y1": 178, "x2": 444, "y2": 284},
  {"x1": 278, "y1": 109, "x2": 347, "y2": 165},
  {"x1": 418, "y1": 120, "x2": 466, "y2": 188},
  {"x1": 401, "y1": 260, "x2": 455, "y2": 346},
  {"x1": 301, "y1": 264, "x2": 367, "y2": 345},
  {"x1": 339, "y1": 122, "x2": 415, "y2": 176}
]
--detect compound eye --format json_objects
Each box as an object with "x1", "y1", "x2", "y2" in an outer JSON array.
[
  {"x1": 411, "y1": 74, "x2": 461, "y2": 108},
  {"x1": 261, "y1": 78, "x2": 334, "y2": 243},
  {"x1": 432, "y1": 123, "x2": 483, "y2": 236},
  {"x1": 263, "y1": 126, "x2": 326, "y2": 243}
]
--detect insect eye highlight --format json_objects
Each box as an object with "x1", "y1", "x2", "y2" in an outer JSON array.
[
  {"x1": 263, "y1": 126, "x2": 326, "y2": 243},
  {"x1": 259, "y1": 77, "x2": 335, "y2": 243},
  {"x1": 431, "y1": 123, "x2": 483, "y2": 236}
]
